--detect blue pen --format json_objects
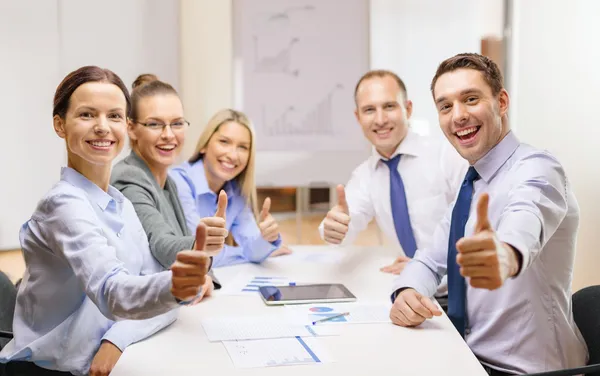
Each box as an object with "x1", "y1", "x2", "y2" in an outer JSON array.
[
  {"x1": 311, "y1": 312, "x2": 350, "y2": 325},
  {"x1": 289, "y1": 282, "x2": 296, "y2": 286}
]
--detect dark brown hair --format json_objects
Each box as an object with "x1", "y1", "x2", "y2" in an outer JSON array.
[
  {"x1": 354, "y1": 70, "x2": 408, "y2": 103},
  {"x1": 53, "y1": 66, "x2": 130, "y2": 119},
  {"x1": 430, "y1": 53, "x2": 504, "y2": 97},
  {"x1": 130, "y1": 73, "x2": 179, "y2": 121}
]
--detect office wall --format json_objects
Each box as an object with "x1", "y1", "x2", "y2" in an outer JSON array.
[
  {"x1": 509, "y1": 0, "x2": 600, "y2": 290},
  {"x1": 0, "y1": 1, "x2": 62, "y2": 250},
  {"x1": 179, "y1": 0, "x2": 233, "y2": 161},
  {"x1": 370, "y1": 0, "x2": 504, "y2": 138},
  {"x1": 0, "y1": 0, "x2": 179, "y2": 250}
]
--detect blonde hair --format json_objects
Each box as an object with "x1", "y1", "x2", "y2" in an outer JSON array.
[{"x1": 190, "y1": 109, "x2": 258, "y2": 216}]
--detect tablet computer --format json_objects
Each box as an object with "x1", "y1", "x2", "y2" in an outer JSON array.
[{"x1": 258, "y1": 283, "x2": 357, "y2": 305}]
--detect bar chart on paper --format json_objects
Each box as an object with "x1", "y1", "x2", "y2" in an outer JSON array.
[
  {"x1": 222, "y1": 337, "x2": 335, "y2": 368},
  {"x1": 218, "y1": 275, "x2": 296, "y2": 296}
]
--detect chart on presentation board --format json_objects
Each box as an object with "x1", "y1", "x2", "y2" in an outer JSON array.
[{"x1": 233, "y1": 0, "x2": 369, "y2": 151}]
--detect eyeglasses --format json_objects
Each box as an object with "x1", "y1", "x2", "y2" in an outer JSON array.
[{"x1": 136, "y1": 120, "x2": 190, "y2": 131}]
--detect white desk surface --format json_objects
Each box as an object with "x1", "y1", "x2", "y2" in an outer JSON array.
[{"x1": 111, "y1": 245, "x2": 487, "y2": 376}]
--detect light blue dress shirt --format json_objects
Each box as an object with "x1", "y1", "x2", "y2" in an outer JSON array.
[
  {"x1": 170, "y1": 159, "x2": 281, "y2": 267},
  {"x1": 0, "y1": 167, "x2": 179, "y2": 375},
  {"x1": 392, "y1": 131, "x2": 588, "y2": 374}
]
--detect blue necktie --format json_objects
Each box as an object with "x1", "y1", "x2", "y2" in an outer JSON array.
[
  {"x1": 447, "y1": 166, "x2": 479, "y2": 337},
  {"x1": 383, "y1": 155, "x2": 417, "y2": 258}
]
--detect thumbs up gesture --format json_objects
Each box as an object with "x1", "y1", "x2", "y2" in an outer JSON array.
[
  {"x1": 323, "y1": 185, "x2": 351, "y2": 245},
  {"x1": 258, "y1": 197, "x2": 280, "y2": 243},
  {"x1": 171, "y1": 222, "x2": 211, "y2": 303},
  {"x1": 455, "y1": 193, "x2": 521, "y2": 290},
  {"x1": 198, "y1": 190, "x2": 229, "y2": 256}
]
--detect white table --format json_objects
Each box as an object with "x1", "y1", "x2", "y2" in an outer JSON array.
[{"x1": 111, "y1": 246, "x2": 487, "y2": 375}]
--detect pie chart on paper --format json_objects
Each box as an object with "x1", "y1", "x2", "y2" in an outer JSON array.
[{"x1": 309, "y1": 306, "x2": 334, "y2": 313}]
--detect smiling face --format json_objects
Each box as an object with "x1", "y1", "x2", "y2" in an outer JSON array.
[
  {"x1": 433, "y1": 68, "x2": 510, "y2": 165},
  {"x1": 201, "y1": 121, "x2": 251, "y2": 192},
  {"x1": 354, "y1": 75, "x2": 412, "y2": 158},
  {"x1": 53, "y1": 81, "x2": 127, "y2": 170},
  {"x1": 128, "y1": 94, "x2": 186, "y2": 170}
]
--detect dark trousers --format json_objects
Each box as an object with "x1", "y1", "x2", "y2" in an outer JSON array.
[{"x1": 3, "y1": 362, "x2": 73, "y2": 376}]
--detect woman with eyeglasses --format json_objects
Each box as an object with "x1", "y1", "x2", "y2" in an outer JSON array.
[
  {"x1": 170, "y1": 109, "x2": 292, "y2": 268},
  {"x1": 0, "y1": 67, "x2": 211, "y2": 376},
  {"x1": 111, "y1": 74, "x2": 226, "y2": 292}
]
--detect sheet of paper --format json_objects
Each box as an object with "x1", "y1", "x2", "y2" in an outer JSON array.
[
  {"x1": 276, "y1": 250, "x2": 348, "y2": 264},
  {"x1": 218, "y1": 275, "x2": 296, "y2": 296},
  {"x1": 286, "y1": 302, "x2": 392, "y2": 325},
  {"x1": 201, "y1": 316, "x2": 338, "y2": 342},
  {"x1": 222, "y1": 337, "x2": 335, "y2": 368}
]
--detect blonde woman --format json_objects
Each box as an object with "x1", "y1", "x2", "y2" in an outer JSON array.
[{"x1": 170, "y1": 109, "x2": 291, "y2": 267}]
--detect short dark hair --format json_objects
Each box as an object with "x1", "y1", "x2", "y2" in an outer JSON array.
[
  {"x1": 354, "y1": 70, "x2": 408, "y2": 103},
  {"x1": 130, "y1": 73, "x2": 179, "y2": 121},
  {"x1": 430, "y1": 53, "x2": 504, "y2": 97},
  {"x1": 53, "y1": 66, "x2": 130, "y2": 119}
]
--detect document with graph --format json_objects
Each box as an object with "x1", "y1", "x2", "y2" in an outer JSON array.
[
  {"x1": 222, "y1": 337, "x2": 335, "y2": 368},
  {"x1": 218, "y1": 275, "x2": 296, "y2": 296}
]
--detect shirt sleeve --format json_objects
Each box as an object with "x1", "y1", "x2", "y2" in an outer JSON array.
[
  {"x1": 391, "y1": 203, "x2": 453, "y2": 299},
  {"x1": 169, "y1": 169, "x2": 201, "y2": 234},
  {"x1": 318, "y1": 163, "x2": 375, "y2": 245},
  {"x1": 230, "y1": 204, "x2": 279, "y2": 263},
  {"x1": 35, "y1": 192, "x2": 179, "y2": 321},
  {"x1": 495, "y1": 152, "x2": 569, "y2": 276},
  {"x1": 119, "y1": 183, "x2": 195, "y2": 269},
  {"x1": 101, "y1": 309, "x2": 178, "y2": 351}
]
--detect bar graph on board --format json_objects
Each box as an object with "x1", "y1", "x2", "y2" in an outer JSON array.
[
  {"x1": 253, "y1": 37, "x2": 299, "y2": 76},
  {"x1": 263, "y1": 84, "x2": 343, "y2": 136}
]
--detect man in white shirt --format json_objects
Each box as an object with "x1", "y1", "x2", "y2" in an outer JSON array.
[
  {"x1": 389, "y1": 53, "x2": 587, "y2": 375},
  {"x1": 319, "y1": 70, "x2": 467, "y2": 288}
]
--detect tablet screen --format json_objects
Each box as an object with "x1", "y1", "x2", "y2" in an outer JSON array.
[{"x1": 259, "y1": 284, "x2": 355, "y2": 302}]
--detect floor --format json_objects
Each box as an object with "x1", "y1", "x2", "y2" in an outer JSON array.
[{"x1": 0, "y1": 213, "x2": 389, "y2": 283}]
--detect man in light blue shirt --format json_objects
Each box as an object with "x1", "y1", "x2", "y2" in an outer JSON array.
[{"x1": 389, "y1": 53, "x2": 588, "y2": 375}]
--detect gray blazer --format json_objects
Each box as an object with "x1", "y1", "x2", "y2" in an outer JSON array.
[{"x1": 111, "y1": 151, "x2": 221, "y2": 288}]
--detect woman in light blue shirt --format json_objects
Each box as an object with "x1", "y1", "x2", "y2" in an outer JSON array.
[
  {"x1": 170, "y1": 109, "x2": 290, "y2": 267},
  {"x1": 0, "y1": 66, "x2": 211, "y2": 376}
]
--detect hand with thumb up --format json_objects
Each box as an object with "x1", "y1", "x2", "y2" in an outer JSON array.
[
  {"x1": 455, "y1": 193, "x2": 521, "y2": 290},
  {"x1": 258, "y1": 197, "x2": 280, "y2": 243},
  {"x1": 171, "y1": 222, "x2": 211, "y2": 303},
  {"x1": 323, "y1": 185, "x2": 351, "y2": 245},
  {"x1": 198, "y1": 190, "x2": 229, "y2": 256}
]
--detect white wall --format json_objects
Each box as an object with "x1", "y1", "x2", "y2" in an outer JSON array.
[
  {"x1": 509, "y1": 0, "x2": 600, "y2": 290},
  {"x1": 179, "y1": 0, "x2": 233, "y2": 161},
  {"x1": 0, "y1": 1, "x2": 63, "y2": 250},
  {"x1": 0, "y1": 0, "x2": 179, "y2": 250},
  {"x1": 370, "y1": 0, "x2": 504, "y2": 138}
]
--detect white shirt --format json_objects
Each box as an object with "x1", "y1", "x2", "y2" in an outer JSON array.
[
  {"x1": 319, "y1": 130, "x2": 467, "y2": 264},
  {"x1": 393, "y1": 131, "x2": 588, "y2": 374}
]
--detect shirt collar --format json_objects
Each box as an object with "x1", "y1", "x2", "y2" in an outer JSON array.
[
  {"x1": 368, "y1": 129, "x2": 423, "y2": 170},
  {"x1": 60, "y1": 167, "x2": 124, "y2": 212},
  {"x1": 190, "y1": 158, "x2": 239, "y2": 198},
  {"x1": 473, "y1": 131, "x2": 520, "y2": 183}
]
